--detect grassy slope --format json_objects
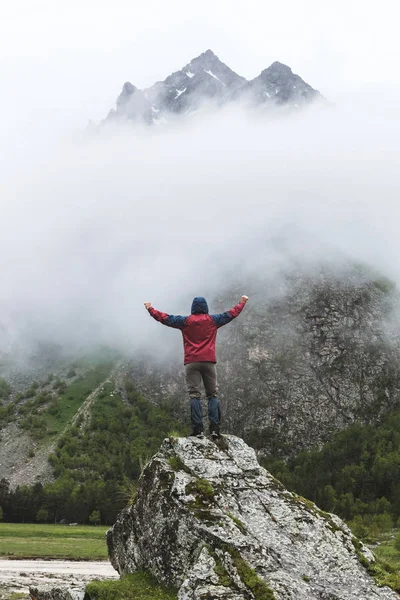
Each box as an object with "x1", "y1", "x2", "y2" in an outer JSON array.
[
  {"x1": 42, "y1": 362, "x2": 114, "y2": 439},
  {"x1": 0, "y1": 361, "x2": 114, "y2": 437},
  {"x1": 0, "y1": 523, "x2": 108, "y2": 560},
  {"x1": 373, "y1": 532, "x2": 400, "y2": 573}
]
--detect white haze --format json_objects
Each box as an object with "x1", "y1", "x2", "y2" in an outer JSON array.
[{"x1": 1, "y1": 96, "x2": 400, "y2": 362}]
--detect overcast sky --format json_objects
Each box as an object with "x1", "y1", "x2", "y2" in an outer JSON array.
[{"x1": 1, "y1": 0, "x2": 399, "y2": 130}]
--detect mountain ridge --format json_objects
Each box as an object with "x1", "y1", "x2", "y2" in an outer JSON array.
[{"x1": 105, "y1": 49, "x2": 323, "y2": 124}]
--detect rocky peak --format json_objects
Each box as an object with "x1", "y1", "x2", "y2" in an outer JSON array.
[
  {"x1": 249, "y1": 61, "x2": 320, "y2": 105},
  {"x1": 107, "y1": 435, "x2": 398, "y2": 599},
  {"x1": 186, "y1": 48, "x2": 219, "y2": 69},
  {"x1": 264, "y1": 61, "x2": 293, "y2": 75},
  {"x1": 144, "y1": 49, "x2": 246, "y2": 115},
  {"x1": 111, "y1": 81, "x2": 153, "y2": 123},
  {"x1": 118, "y1": 81, "x2": 136, "y2": 98},
  {"x1": 182, "y1": 49, "x2": 246, "y2": 89},
  {"x1": 199, "y1": 48, "x2": 217, "y2": 59}
]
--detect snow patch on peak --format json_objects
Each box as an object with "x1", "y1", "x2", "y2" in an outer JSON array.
[
  {"x1": 186, "y1": 71, "x2": 195, "y2": 78},
  {"x1": 174, "y1": 87, "x2": 187, "y2": 99},
  {"x1": 204, "y1": 69, "x2": 225, "y2": 86}
]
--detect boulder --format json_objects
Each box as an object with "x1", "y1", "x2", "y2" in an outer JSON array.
[
  {"x1": 29, "y1": 585, "x2": 85, "y2": 600},
  {"x1": 107, "y1": 435, "x2": 399, "y2": 599}
]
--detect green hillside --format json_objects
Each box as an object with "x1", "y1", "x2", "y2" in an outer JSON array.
[
  {"x1": 0, "y1": 366, "x2": 185, "y2": 525},
  {"x1": 0, "y1": 361, "x2": 113, "y2": 438},
  {"x1": 264, "y1": 404, "x2": 400, "y2": 532}
]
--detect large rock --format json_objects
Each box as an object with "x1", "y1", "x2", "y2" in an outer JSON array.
[
  {"x1": 29, "y1": 585, "x2": 85, "y2": 600},
  {"x1": 107, "y1": 435, "x2": 399, "y2": 599}
]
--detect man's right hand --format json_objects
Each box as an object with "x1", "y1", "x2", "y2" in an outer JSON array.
[
  {"x1": 241, "y1": 295, "x2": 249, "y2": 304},
  {"x1": 144, "y1": 302, "x2": 152, "y2": 310}
]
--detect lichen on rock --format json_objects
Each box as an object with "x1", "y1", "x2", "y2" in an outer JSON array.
[{"x1": 107, "y1": 435, "x2": 399, "y2": 599}]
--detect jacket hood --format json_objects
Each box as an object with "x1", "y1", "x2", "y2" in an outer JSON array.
[{"x1": 191, "y1": 297, "x2": 209, "y2": 314}]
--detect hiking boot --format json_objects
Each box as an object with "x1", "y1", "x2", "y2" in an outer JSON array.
[
  {"x1": 209, "y1": 421, "x2": 220, "y2": 439},
  {"x1": 189, "y1": 425, "x2": 204, "y2": 438}
]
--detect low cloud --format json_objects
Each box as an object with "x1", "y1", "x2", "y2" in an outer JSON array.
[{"x1": 1, "y1": 97, "x2": 399, "y2": 363}]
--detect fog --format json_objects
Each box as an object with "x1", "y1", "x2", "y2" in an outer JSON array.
[{"x1": 1, "y1": 96, "x2": 400, "y2": 363}]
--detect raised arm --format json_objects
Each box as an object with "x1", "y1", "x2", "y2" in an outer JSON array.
[
  {"x1": 144, "y1": 302, "x2": 187, "y2": 329},
  {"x1": 211, "y1": 295, "x2": 248, "y2": 328}
]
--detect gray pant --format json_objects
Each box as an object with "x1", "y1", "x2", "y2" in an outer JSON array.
[
  {"x1": 185, "y1": 361, "x2": 218, "y2": 398},
  {"x1": 185, "y1": 362, "x2": 220, "y2": 429}
]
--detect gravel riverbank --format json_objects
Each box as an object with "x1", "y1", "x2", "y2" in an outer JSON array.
[{"x1": 0, "y1": 558, "x2": 118, "y2": 598}]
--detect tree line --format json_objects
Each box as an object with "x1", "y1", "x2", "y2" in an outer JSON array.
[
  {"x1": 0, "y1": 384, "x2": 185, "y2": 525},
  {"x1": 264, "y1": 404, "x2": 400, "y2": 531}
]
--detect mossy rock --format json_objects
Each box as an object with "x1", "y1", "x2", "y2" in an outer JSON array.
[
  {"x1": 186, "y1": 477, "x2": 216, "y2": 507},
  {"x1": 229, "y1": 549, "x2": 276, "y2": 600},
  {"x1": 356, "y1": 550, "x2": 400, "y2": 593},
  {"x1": 168, "y1": 455, "x2": 191, "y2": 474},
  {"x1": 226, "y1": 511, "x2": 247, "y2": 535}
]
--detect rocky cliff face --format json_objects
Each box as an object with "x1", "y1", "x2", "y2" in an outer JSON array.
[
  {"x1": 129, "y1": 265, "x2": 400, "y2": 456},
  {"x1": 105, "y1": 49, "x2": 322, "y2": 124},
  {"x1": 107, "y1": 435, "x2": 398, "y2": 599},
  {"x1": 246, "y1": 61, "x2": 319, "y2": 106}
]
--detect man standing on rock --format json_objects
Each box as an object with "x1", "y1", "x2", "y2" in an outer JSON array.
[{"x1": 144, "y1": 295, "x2": 248, "y2": 438}]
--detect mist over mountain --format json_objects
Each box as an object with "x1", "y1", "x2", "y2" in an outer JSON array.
[
  {"x1": 1, "y1": 89, "x2": 400, "y2": 369},
  {"x1": 105, "y1": 49, "x2": 322, "y2": 124}
]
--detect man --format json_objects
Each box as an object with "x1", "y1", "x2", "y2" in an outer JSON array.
[{"x1": 144, "y1": 295, "x2": 248, "y2": 438}]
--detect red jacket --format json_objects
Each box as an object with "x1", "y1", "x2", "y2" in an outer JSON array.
[{"x1": 148, "y1": 296, "x2": 245, "y2": 365}]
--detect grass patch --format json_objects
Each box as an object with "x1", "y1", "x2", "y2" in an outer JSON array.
[
  {"x1": 86, "y1": 572, "x2": 177, "y2": 600},
  {"x1": 291, "y1": 495, "x2": 344, "y2": 534},
  {"x1": 0, "y1": 523, "x2": 108, "y2": 560},
  {"x1": 43, "y1": 362, "x2": 113, "y2": 437},
  {"x1": 374, "y1": 542, "x2": 400, "y2": 566},
  {"x1": 186, "y1": 478, "x2": 215, "y2": 507},
  {"x1": 349, "y1": 530, "x2": 400, "y2": 592},
  {"x1": 228, "y1": 548, "x2": 276, "y2": 600},
  {"x1": 367, "y1": 534, "x2": 400, "y2": 591},
  {"x1": 226, "y1": 512, "x2": 247, "y2": 535},
  {"x1": 167, "y1": 431, "x2": 181, "y2": 438},
  {"x1": 0, "y1": 377, "x2": 12, "y2": 399},
  {"x1": 361, "y1": 555, "x2": 400, "y2": 592},
  {"x1": 168, "y1": 456, "x2": 191, "y2": 474},
  {"x1": 208, "y1": 548, "x2": 232, "y2": 587},
  {"x1": 211, "y1": 542, "x2": 276, "y2": 599}
]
